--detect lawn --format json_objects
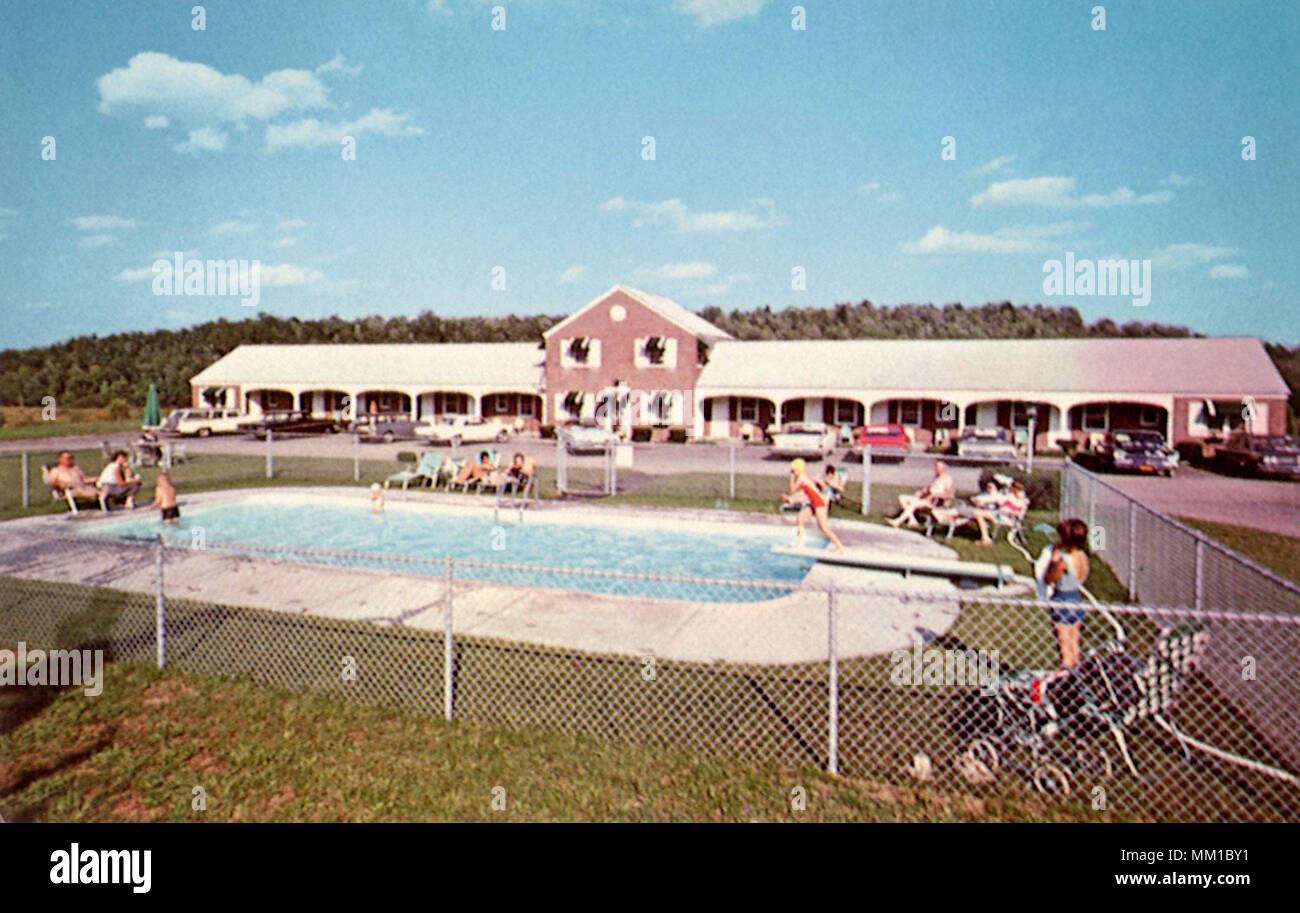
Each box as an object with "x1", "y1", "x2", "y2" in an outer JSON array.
[
  {"x1": 2, "y1": 660, "x2": 1086, "y2": 823},
  {"x1": 1174, "y1": 516, "x2": 1300, "y2": 584},
  {"x1": 0, "y1": 418, "x2": 141, "y2": 442}
]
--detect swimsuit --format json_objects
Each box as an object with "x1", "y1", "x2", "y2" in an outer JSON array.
[
  {"x1": 1049, "y1": 554, "x2": 1088, "y2": 625},
  {"x1": 799, "y1": 482, "x2": 826, "y2": 510}
]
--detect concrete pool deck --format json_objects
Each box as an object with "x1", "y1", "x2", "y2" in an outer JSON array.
[{"x1": 0, "y1": 488, "x2": 1030, "y2": 664}]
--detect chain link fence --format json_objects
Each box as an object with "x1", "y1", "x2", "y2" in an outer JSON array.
[{"x1": 3, "y1": 527, "x2": 1297, "y2": 821}]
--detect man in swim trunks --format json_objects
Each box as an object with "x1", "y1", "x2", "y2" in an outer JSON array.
[
  {"x1": 888, "y1": 460, "x2": 955, "y2": 528},
  {"x1": 782, "y1": 458, "x2": 844, "y2": 552},
  {"x1": 149, "y1": 471, "x2": 180, "y2": 524}
]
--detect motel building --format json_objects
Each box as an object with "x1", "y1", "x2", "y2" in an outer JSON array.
[{"x1": 190, "y1": 286, "x2": 1291, "y2": 450}]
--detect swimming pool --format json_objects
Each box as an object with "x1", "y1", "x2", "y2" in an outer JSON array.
[{"x1": 82, "y1": 494, "x2": 814, "y2": 602}]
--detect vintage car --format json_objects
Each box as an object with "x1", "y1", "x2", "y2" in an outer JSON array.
[
  {"x1": 161, "y1": 407, "x2": 250, "y2": 437},
  {"x1": 1089, "y1": 429, "x2": 1180, "y2": 477},
  {"x1": 956, "y1": 426, "x2": 1019, "y2": 460},
  {"x1": 239, "y1": 410, "x2": 341, "y2": 439},
  {"x1": 350, "y1": 414, "x2": 429, "y2": 444},
  {"x1": 849, "y1": 423, "x2": 912, "y2": 461},
  {"x1": 561, "y1": 422, "x2": 620, "y2": 454},
  {"x1": 1213, "y1": 432, "x2": 1300, "y2": 480},
  {"x1": 770, "y1": 422, "x2": 839, "y2": 459},
  {"x1": 413, "y1": 415, "x2": 513, "y2": 447}
]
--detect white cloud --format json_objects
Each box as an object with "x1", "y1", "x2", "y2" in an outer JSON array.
[
  {"x1": 97, "y1": 52, "x2": 331, "y2": 126},
  {"x1": 860, "y1": 181, "x2": 901, "y2": 203},
  {"x1": 1150, "y1": 242, "x2": 1237, "y2": 270},
  {"x1": 115, "y1": 267, "x2": 155, "y2": 282},
  {"x1": 1210, "y1": 263, "x2": 1250, "y2": 279},
  {"x1": 79, "y1": 234, "x2": 121, "y2": 249},
  {"x1": 144, "y1": 115, "x2": 170, "y2": 129},
  {"x1": 1161, "y1": 172, "x2": 1194, "y2": 187},
  {"x1": 279, "y1": 218, "x2": 307, "y2": 230},
  {"x1": 602, "y1": 196, "x2": 782, "y2": 233},
  {"x1": 639, "y1": 261, "x2": 719, "y2": 281},
  {"x1": 559, "y1": 265, "x2": 588, "y2": 283},
  {"x1": 71, "y1": 215, "x2": 136, "y2": 231},
  {"x1": 0, "y1": 206, "x2": 20, "y2": 217},
  {"x1": 210, "y1": 220, "x2": 259, "y2": 235},
  {"x1": 674, "y1": 0, "x2": 768, "y2": 28},
  {"x1": 902, "y1": 222, "x2": 1085, "y2": 255},
  {"x1": 260, "y1": 263, "x2": 323, "y2": 287},
  {"x1": 966, "y1": 155, "x2": 1015, "y2": 176},
  {"x1": 971, "y1": 176, "x2": 1173, "y2": 208},
  {"x1": 265, "y1": 108, "x2": 424, "y2": 151},
  {"x1": 174, "y1": 126, "x2": 229, "y2": 154},
  {"x1": 272, "y1": 236, "x2": 298, "y2": 248},
  {"x1": 315, "y1": 54, "x2": 362, "y2": 78}
]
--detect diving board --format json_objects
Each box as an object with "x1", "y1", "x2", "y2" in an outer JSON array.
[{"x1": 772, "y1": 545, "x2": 1023, "y2": 586}]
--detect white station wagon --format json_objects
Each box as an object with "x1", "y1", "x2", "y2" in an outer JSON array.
[
  {"x1": 413, "y1": 415, "x2": 514, "y2": 447},
  {"x1": 161, "y1": 407, "x2": 249, "y2": 437}
]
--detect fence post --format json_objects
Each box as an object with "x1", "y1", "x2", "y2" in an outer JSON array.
[
  {"x1": 1194, "y1": 537, "x2": 1205, "y2": 611},
  {"x1": 21, "y1": 450, "x2": 30, "y2": 509},
  {"x1": 556, "y1": 433, "x2": 566, "y2": 494},
  {"x1": 859, "y1": 445, "x2": 872, "y2": 515},
  {"x1": 155, "y1": 534, "x2": 166, "y2": 669},
  {"x1": 354, "y1": 432, "x2": 361, "y2": 482},
  {"x1": 266, "y1": 428, "x2": 274, "y2": 479},
  {"x1": 1025, "y1": 417, "x2": 1036, "y2": 473},
  {"x1": 729, "y1": 442, "x2": 736, "y2": 501},
  {"x1": 610, "y1": 441, "x2": 618, "y2": 496},
  {"x1": 1087, "y1": 471, "x2": 1096, "y2": 529},
  {"x1": 443, "y1": 555, "x2": 454, "y2": 721},
  {"x1": 1127, "y1": 500, "x2": 1138, "y2": 599},
  {"x1": 827, "y1": 586, "x2": 839, "y2": 776}
]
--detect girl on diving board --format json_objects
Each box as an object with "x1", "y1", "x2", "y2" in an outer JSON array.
[{"x1": 782, "y1": 458, "x2": 844, "y2": 553}]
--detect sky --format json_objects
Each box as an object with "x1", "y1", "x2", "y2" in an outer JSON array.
[{"x1": 1, "y1": 0, "x2": 1297, "y2": 350}]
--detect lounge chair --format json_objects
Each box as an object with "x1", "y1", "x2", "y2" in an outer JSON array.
[
  {"x1": 449, "y1": 450, "x2": 500, "y2": 493},
  {"x1": 384, "y1": 451, "x2": 445, "y2": 490},
  {"x1": 41, "y1": 465, "x2": 107, "y2": 514}
]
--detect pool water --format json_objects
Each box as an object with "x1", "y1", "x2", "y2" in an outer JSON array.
[{"x1": 85, "y1": 496, "x2": 813, "y2": 602}]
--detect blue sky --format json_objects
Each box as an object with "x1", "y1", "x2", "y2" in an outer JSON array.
[{"x1": 1, "y1": 0, "x2": 1297, "y2": 349}]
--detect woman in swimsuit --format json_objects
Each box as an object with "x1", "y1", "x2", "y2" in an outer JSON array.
[
  {"x1": 1044, "y1": 518, "x2": 1091, "y2": 668},
  {"x1": 782, "y1": 458, "x2": 844, "y2": 552}
]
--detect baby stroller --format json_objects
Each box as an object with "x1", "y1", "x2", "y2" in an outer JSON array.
[{"x1": 955, "y1": 622, "x2": 1212, "y2": 796}]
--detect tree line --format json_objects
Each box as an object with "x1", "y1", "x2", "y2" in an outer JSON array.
[{"x1": 1, "y1": 301, "x2": 1295, "y2": 425}]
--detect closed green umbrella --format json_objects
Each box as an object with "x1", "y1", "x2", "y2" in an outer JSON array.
[{"x1": 144, "y1": 384, "x2": 161, "y2": 428}]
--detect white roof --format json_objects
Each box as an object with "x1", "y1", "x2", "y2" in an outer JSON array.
[
  {"x1": 696, "y1": 336, "x2": 1289, "y2": 396},
  {"x1": 543, "y1": 285, "x2": 732, "y2": 342},
  {"x1": 191, "y1": 343, "x2": 543, "y2": 389}
]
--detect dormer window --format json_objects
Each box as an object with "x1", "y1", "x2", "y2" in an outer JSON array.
[
  {"x1": 635, "y1": 336, "x2": 677, "y2": 369},
  {"x1": 561, "y1": 337, "x2": 601, "y2": 368}
]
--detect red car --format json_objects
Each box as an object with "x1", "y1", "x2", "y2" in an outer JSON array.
[{"x1": 850, "y1": 424, "x2": 912, "y2": 461}]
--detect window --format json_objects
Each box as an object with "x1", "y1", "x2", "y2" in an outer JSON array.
[
  {"x1": 1082, "y1": 404, "x2": 1109, "y2": 431},
  {"x1": 1011, "y1": 402, "x2": 1035, "y2": 429},
  {"x1": 1139, "y1": 406, "x2": 1161, "y2": 428},
  {"x1": 898, "y1": 400, "x2": 921, "y2": 426},
  {"x1": 562, "y1": 391, "x2": 586, "y2": 420},
  {"x1": 440, "y1": 393, "x2": 469, "y2": 415},
  {"x1": 648, "y1": 392, "x2": 678, "y2": 425},
  {"x1": 561, "y1": 337, "x2": 601, "y2": 368},
  {"x1": 739, "y1": 398, "x2": 760, "y2": 423},
  {"x1": 834, "y1": 400, "x2": 859, "y2": 425},
  {"x1": 491, "y1": 395, "x2": 511, "y2": 415},
  {"x1": 519, "y1": 397, "x2": 536, "y2": 417},
  {"x1": 634, "y1": 336, "x2": 677, "y2": 369}
]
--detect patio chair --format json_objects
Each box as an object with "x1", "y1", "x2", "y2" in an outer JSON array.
[
  {"x1": 449, "y1": 449, "x2": 500, "y2": 493},
  {"x1": 41, "y1": 464, "x2": 107, "y2": 514},
  {"x1": 384, "y1": 451, "x2": 445, "y2": 490}
]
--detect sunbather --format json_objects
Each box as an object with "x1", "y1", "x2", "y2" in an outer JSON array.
[
  {"x1": 490, "y1": 453, "x2": 528, "y2": 489},
  {"x1": 97, "y1": 451, "x2": 143, "y2": 509},
  {"x1": 782, "y1": 458, "x2": 844, "y2": 552},
  {"x1": 888, "y1": 460, "x2": 954, "y2": 528},
  {"x1": 46, "y1": 451, "x2": 102, "y2": 501},
  {"x1": 817, "y1": 465, "x2": 846, "y2": 499},
  {"x1": 973, "y1": 479, "x2": 1028, "y2": 545},
  {"x1": 452, "y1": 450, "x2": 495, "y2": 487}
]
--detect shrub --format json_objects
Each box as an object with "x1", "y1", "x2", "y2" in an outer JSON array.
[
  {"x1": 539, "y1": 425, "x2": 556, "y2": 440},
  {"x1": 631, "y1": 427, "x2": 654, "y2": 443},
  {"x1": 106, "y1": 397, "x2": 134, "y2": 420},
  {"x1": 977, "y1": 463, "x2": 1060, "y2": 511},
  {"x1": 668, "y1": 428, "x2": 689, "y2": 444}
]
